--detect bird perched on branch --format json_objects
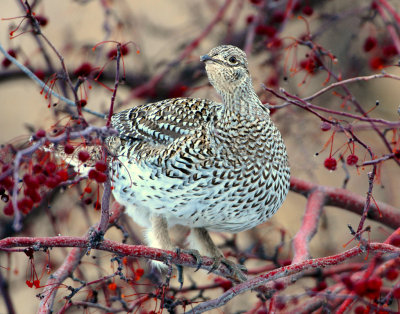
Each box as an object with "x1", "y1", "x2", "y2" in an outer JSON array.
[{"x1": 105, "y1": 45, "x2": 290, "y2": 274}]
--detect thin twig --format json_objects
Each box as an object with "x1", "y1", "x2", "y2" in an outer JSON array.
[{"x1": 0, "y1": 43, "x2": 106, "y2": 119}]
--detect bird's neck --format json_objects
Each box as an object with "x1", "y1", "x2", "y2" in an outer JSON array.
[{"x1": 220, "y1": 84, "x2": 267, "y2": 118}]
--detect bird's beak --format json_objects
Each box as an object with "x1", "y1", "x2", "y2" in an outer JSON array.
[{"x1": 200, "y1": 54, "x2": 213, "y2": 62}]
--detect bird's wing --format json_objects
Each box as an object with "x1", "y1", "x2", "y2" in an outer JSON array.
[{"x1": 111, "y1": 97, "x2": 221, "y2": 145}]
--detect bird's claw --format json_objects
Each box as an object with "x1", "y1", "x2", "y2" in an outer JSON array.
[
  {"x1": 208, "y1": 256, "x2": 247, "y2": 282},
  {"x1": 176, "y1": 248, "x2": 203, "y2": 272}
]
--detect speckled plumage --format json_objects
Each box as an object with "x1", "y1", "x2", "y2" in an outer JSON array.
[{"x1": 107, "y1": 45, "x2": 290, "y2": 266}]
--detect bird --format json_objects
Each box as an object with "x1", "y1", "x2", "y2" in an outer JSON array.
[{"x1": 105, "y1": 45, "x2": 290, "y2": 274}]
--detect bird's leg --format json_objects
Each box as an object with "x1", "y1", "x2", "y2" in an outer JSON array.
[
  {"x1": 188, "y1": 228, "x2": 247, "y2": 281},
  {"x1": 146, "y1": 214, "x2": 174, "y2": 269}
]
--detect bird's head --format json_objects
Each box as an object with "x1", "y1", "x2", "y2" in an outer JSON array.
[{"x1": 200, "y1": 45, "x2": 251, "y2": 96}]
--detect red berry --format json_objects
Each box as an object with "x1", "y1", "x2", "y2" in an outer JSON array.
[
  {"x1": 3, "y1": 202, "x2": 14, "y2": 216},
  {"x1": 107, "y1": 45, "x2": 130, "y2": 59},
  {"x1": 34, "y1": 69, "x2": 45, "y2": 81},
  {"x1": 266, "y1": 75, "x2": 279, "y2": 87},
  {"x1": 320, "y1": 121, "x2": 331, "y2": 131},
  {"x1": 83, "y1": 197, "x2": 92, "y2": 205},
  {"x1": 274, "y1": 281, "x2": 285, "y2": 290},
  {"x1": 2, "y1": 49, "x2": 17, "y2": 68},
  {"x1": 341, "y1": 276, "x2": 353, "y2": 290},
  {"x1": 45, "y1": 162, "x2": 57, "y2": 174},
  {"x1": 35, "y1": 129, "x2": 46, "y2": 138},
  {"x1": 346, "y1": 154, "x2": 358, "y2": 166},
  {"x1": 23, "y1": 175, "x2": 40, "y2": 189},
  {"x1": 275, "y1": 299, "x2": 286, "y2": 310},
  {"x1": 18, "y1": 197, "x2": 34, "y2": 214},
  {"x1": 26, "y1": 280, "x2": 33, "y2": 288},
  {"x1": 249, "y1": 0, "x2": 263, "y2": 4},
  {"x1": 33, "y1": 279, "x2": 40, "y2": 288},
  {"x1": 0, "y1": 176, "x2": 13, "y2": 190},
  {"x1": 369, "y1": 56, "x2": 385, "y2": 70},
  {"x1": 324, "y1": 157, "x2": 337, "y2": 170},
  {"x1": 94, "y1": 201, "x2": 101, "y2": 210},
  {"x1": 78, "y1": 150, "x2": 90, "y2": 162},
  {"x1": 95, "y1": 161, "x2": 107, "y2": 172},
  {"x1": 255, "y1": 25, "x2": 276, "y2": 38},
  {"x1": 363, "y1": 36, "x2": 377, "y2": 52},
  {"x1": 354, "y1": 281, "x2": 367, "y2": 296},
  {"x1": 56, "y1": 169, "x2": 69, "y2": 182},
  {"x1": 136, "y1": 268, "x2": 144, "y2": 277},
  {"x1": 33, "y1": 165, "x2": 43, "y2": 174},
  {"x1": 36, "y1": 174, "x2": 46, "y2": 184},
  {"x1": 64, "y1": 144, "x2": 75, "y2": 155},
  {"x1": 268, "y1": 37, "x2": 282, "y2": 49},
  {"x1": 95, "y1": 172, "x2": 107, "y2": 183},
  {"x1": 76, "y1": 99, "x2": 87, "y2": 107},
  {"x1": 382, "y1": 44, "x2": 397, "y2": 57},
  {"x1": 108, "y1": 282, "x2": 117, "y2": 291},
  {"x1": 24, "y1": 188, "x2": 41, "y2": 203},
  {"x1": 246, "y1": 15, "x2": 255, "y2": 24},
  {"x1": 302, "y1": 5, "x2": 313, "y2": 16},
  {"x1": 44, "y1": 177, "x2": 59, "y2": 188},
  {"x1": 366, "y1": 276, "x2": 382, "y2": 290},
  {"x1": 84, "y1": 186, "x2": 92, "y2": 193},
  {"x1": 73, "y1": 62, "x2": 93, "y2": 77},
  {"x1": 35, "y1": 15, "x2": 48, "y2": 26},
  {"x1": 390, "y1": 235, "x2": 400, "y2": 247},
  {"x1": 393, "y1": 286, "x2": 400, "y2": 298},
  {"x1": 354, "y1": 305, "x2": 367, "y2": 314},
  {"x1": 214, "y1": 277, "x2": 233, "y2": 292},
  {"x1": 385, "y1": 268, "x2": 398, "y2": 281},
  {"x1": 315, "y1": 281, "x2": 327, "y2": 291},
  {"x1": 168, "y1": 84, "x2": 188, "y2": 98},
  {"x1": 272, "y1": 11, "x2": 285, "y2": 24},
  {"x1": 88, "y1": 169, "x2": 98, "y2": 180}
]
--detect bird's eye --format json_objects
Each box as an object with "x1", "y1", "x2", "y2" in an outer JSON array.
[{"x1": 228, "y1": 56, "x2": 238, "y2": 64}]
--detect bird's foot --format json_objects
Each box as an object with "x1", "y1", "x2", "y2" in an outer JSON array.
[
  {"x1": 209, "y1": 256, "x2": 247, "y2": 282},
  {"x1": 175, "y1": 248, "x2": 204, "y2": 289},
  {"x1": 176, "y1": 248, "x2": 203, "y2": 271}
]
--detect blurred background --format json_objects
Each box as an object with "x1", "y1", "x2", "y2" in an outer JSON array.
[{"x1": 0, "y1": 0, "x2": 399, "y2": 312}]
